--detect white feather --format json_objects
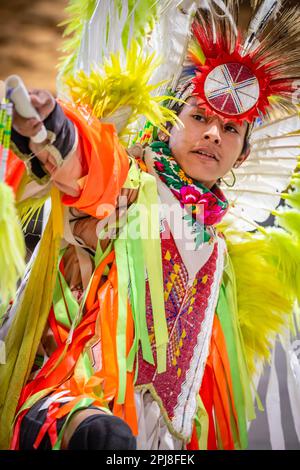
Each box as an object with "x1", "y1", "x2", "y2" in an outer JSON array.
[
  {"x1": 87, "y1": 0, "x2": 107, "y2": 67},
  {"x1": 221, "y1": 150, "x2": 299, "y2": 230},
  {"x1": 251, "y1": 114, "x2": 300, "y2": 142},
  {"x1": 76, "y1": 21, "x2": 90, "y2": 73},
  {"x1": 251, "y1": 135, "x2": 300, "y2": 149},
  {"x1": 250, "y1": 147, "x2": 300, "y2": 161},
  {"x1": 237, "y1": 168, "x2": 295, "y2": 177},
  {"x1": 225, "y1": 118, "x2": 299, "y2": 231},
  {"x1": 242, "y1": 0, "x2": 282, "y2": 55},
  {"x1": 147, "y1": 3, "x2": 193, "y2": 97}
]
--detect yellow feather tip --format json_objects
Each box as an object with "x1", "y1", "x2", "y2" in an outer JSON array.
[{"x1": 64, "y1": 41, "x2": 180, "y2": 137}]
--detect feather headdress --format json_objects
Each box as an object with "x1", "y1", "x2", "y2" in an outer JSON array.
[{"x1": 173, "y1": 0, "x2": 300, "y2": 124}]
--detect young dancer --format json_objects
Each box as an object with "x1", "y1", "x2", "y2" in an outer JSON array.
[{"x1": 0, "y1": 0, "x2": 299, "y2": 450}]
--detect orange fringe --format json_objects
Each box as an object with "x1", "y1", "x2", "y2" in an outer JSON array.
[{"x1": 198, "y1": 314, "x2": 239, "y2": 450}]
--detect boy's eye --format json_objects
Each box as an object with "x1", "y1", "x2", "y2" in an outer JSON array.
[
  {"x1": 193, "y1": 114, "x2": 206, "y2": 122},
  {"x1": 224, "y1": 124, "x2": 238, "y2": 134}
]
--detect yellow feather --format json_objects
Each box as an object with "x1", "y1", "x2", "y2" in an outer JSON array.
[
  {"x1": 227, "y1": 236, "x2": 295, "y2": 375},
  {"x1": 223, "y1": 167, "x2": 300, "y2": 375},
  {"x1": 65, "y1": 40, "x2": 180, "y2": 139}
]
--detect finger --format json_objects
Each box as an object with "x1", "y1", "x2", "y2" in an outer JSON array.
[
  {"x1": 28, "y1": 117, "x2": 41, "y2": 127},
  {"x1": 19, "y1": 120, "x2": 43, "y2": 138},
  {"x1": 29, "y1": 89, "x2": 47, "y2": 101},
  {"x1": 18, "y1": 119, "x2": 42, "y2": 132},
  {"x1": 31, "y1": 121, "x2": 43, "y2": 133},
  {"x1": 30, "y1": 92, "x2": 55, "y2": 119},
  {"x1": 13, "y1": 117, "x2": 42, "y2": 137},
  {"x1": 13, "y1": 109, "x2": 39, "y2": 126},
  {"x1": 44, "y1": 161, "x2": 57, "y2": 174},
  {"x1": 29, "y1": 89, "x2": 40, "y2": 95},
  {"x1": 30, "y1": 94, "x2": 46, "y2": 108}
]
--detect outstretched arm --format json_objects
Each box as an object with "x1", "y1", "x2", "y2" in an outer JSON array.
[
  {"x1": 10, "y1": 89, "x2": 130, "y2": 217},
  {"x1": 11, "y1": 89, "x2": 81, "y2": 196}
]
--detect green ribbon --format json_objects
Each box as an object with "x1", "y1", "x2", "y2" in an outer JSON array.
[
  {"x1": 52, "y1": 250, "x2": 79, "y2": 329},
  {"x1": 124, "y1": 161, "x2": 155, "y2": 369},
  {"x1": 52, "y1": 353, "x2": 108, "y2": 449},
  {"x1": 72, "y1": 236, "x2": 113, "y2": 331},
  {"x1": 95, "y1": 236, "x2": 113, "y2": 268},
  {"x1": 216, "y1": 283, "x2": 248, "y2": 449},
  {"x1": 13, "y1": 387, "x2": 54, "y2": 426},
  {"x1": 114, "y1": 237, "x2": 130, "y2": 404},
  {"x1": 224, "y1": 255, "x2": 264, "y2": 414},
  {"x1": 79, "y1": 159, "x2": 168, "y2": 405},
  {"x1": 216, "y1": 252, "x2": 264, "y2": 448},
  {"x1": 138, "y1": 171, "x2": 168, "y2": 373},
  {"x1": 126, "y1": 207, "x2": 154, "y2": 370},
  {"x1": 74, "y1": 351, "x2": 94, "y2": 383},
  {"x1": 113, "y1": 160, "x2": 168, "y2": 405},
  {"x1": 194, "y1": 395, "x2": 209, "y2": 450}
]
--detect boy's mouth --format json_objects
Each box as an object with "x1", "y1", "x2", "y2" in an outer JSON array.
[{"x1": 192, "y1": 148, "x2": 219, "y2": 161}]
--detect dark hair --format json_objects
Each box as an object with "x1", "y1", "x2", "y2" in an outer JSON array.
[
  {"x1": 241, "y1": 138, "x2": 250, "y2": 155},
  {"x1": 241, "y1": 124, "x2": 251, "y2": 156}
]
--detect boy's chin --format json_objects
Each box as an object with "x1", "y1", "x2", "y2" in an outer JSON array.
[{"x1": 189, "y1": 173, "x2": 217, "y2": 189}]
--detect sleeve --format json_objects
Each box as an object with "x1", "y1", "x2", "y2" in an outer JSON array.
[
  {"x1": 8, "y1": 101, "x2": 130, "y2": 220},
  {"x1": 10, "y1": 101, "x2": 77, "y2": 185},
  {"x1": 58, "y1": 102, "x2": 130, "y2": 220}
]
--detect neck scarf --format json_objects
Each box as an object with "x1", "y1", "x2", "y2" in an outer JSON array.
[{"x1": 150, "y1": 141, "x2": 229, "y2": 228}]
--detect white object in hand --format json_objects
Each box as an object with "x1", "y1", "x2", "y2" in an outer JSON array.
[{"x1": 5, "y1": 75, "x2": 48, "y2": 144}]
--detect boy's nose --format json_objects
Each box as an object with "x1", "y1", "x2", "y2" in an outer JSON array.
[{"x1": 203, "y1": 124, "x2": 221, "y2": 145}]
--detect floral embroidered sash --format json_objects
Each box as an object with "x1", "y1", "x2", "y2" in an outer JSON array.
[{"x1": 150, "y1": 141, "x2": 229, "y2": 233}]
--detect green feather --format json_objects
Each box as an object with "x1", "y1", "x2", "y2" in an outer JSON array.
[
  {"x1": 273, "y1": 209, "x2": 300, "y2": 239},
  {"x1": 0, "y1": 182, "x2": 25, "y2": 304},
  {"x1": 227, "y1": 234, "x2": 296, "y2": 375},
  {"x1": 281, "y1": 178, "x2": 300, "y2": 219}
]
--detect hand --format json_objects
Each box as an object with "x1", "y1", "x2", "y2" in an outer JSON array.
[
  {"x1": 28, "y1": 141, "x2": 59, "y2": 174},
  {"x1": 12, "y1": 89, "x2": 56, "y2": 138}
]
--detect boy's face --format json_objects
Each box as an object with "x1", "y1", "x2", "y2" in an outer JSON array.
[{"x1": 168, "y1": 97, "x2": 250, "y2": 188}]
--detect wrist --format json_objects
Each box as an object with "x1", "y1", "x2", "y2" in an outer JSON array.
[{"x1": 11, "y1": 101, "x2": 77, "y2": 183}]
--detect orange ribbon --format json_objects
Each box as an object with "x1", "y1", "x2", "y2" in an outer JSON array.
[{"x1": 60, "y1": 102, "x2": 129, "y2": 219}]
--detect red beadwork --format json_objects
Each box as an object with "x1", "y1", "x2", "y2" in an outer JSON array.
[{"x1": 136, "y1": 231, "x2": 218, "y2": 420}]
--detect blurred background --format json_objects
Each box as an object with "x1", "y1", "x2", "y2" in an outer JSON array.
[
  {"x1": 0, "y1": 0, "x2": 68, "y2": 94},
  {"x1": 0, "y1": 0, "x2": 299, "y2": 450}
]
